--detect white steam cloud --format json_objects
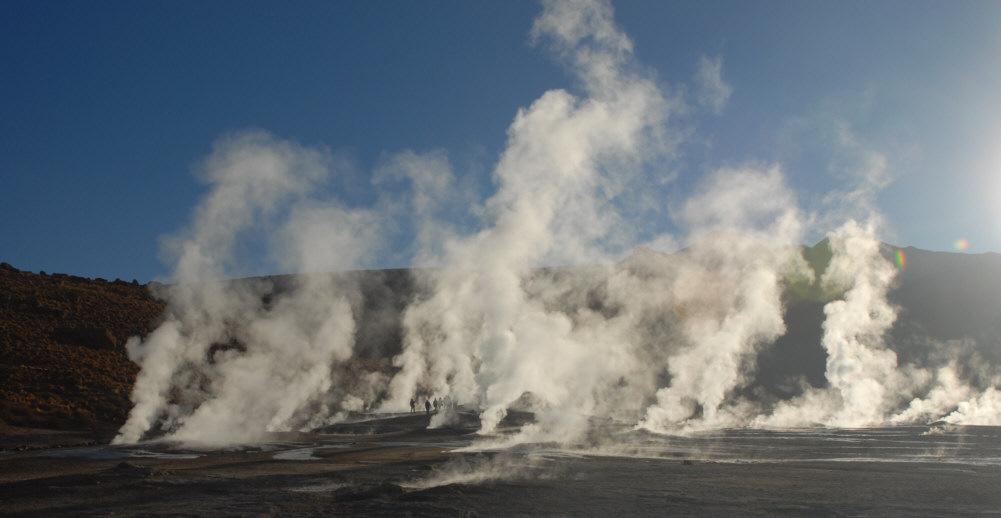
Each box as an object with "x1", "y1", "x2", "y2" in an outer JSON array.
[
  {"x1": 115, "y1": 0, "x2": 1000, "y2": 447},
  {"x1": 639, "y1": 166, "x2": 808, "y2": 434},
  {"x1": 115, "y1": 133, "x2": 386, "y2": 445},
  {"x1": 757, "y1": 220, "x2": 902, "y2": 428}
]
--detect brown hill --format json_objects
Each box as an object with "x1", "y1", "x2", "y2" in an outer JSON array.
[{"x1": 0, "y1": 263, "x2": 164, "y2": 431}]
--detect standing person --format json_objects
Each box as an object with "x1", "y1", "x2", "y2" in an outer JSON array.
[
  {"x1": 424, "y1": 399, "x2": 431, "y2": 415},
  {"x1": 410, "y1": 397, "x2": 416, "y2": 413}
]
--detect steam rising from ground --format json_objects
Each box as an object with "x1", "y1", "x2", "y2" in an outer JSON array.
[
  {"x1": 114, "y1": 134, "x2": 387, "y2": 444},
  {"x1": 115, "y1": 0, "x2": 1000, "y2": 446},
  {"x1": 757, "y1": 220, "x2": 903, "y2": 428}
]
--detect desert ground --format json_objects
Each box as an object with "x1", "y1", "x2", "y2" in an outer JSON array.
[
  {"x1": 4, "y1": 258, "x2": 1001, "y2": 516},
  {"x1": 3, "y1": 411, "x2": 1000, "y2": 516}
]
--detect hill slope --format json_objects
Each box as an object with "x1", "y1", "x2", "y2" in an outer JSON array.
[
  {"x1": 0, "y1": 263, "x2": 164, "y2": 430},
  {"x1": 2, "y1": 243, "x2": 1000, "y2": 432}
]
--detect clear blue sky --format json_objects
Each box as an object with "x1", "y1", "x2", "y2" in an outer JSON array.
[{"x1": 3, "y1": 0, "x2": 1000, "y2": 281}]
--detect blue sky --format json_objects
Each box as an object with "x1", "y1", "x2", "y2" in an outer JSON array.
[{"x1": 2, "y1": 0, "x2": 1000, "y2": 281}]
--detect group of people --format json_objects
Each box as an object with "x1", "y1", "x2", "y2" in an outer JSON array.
[{"x1": 409, "y1": 394, "x2": 458, "y2": 414}]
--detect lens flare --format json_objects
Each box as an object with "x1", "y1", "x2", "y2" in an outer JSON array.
[
  {"x1": 894, "y1": 249, "x2": 906, "y2": 270},
  {"x1": 954, "y1": 238, "x2": 970, "y2": 251}
]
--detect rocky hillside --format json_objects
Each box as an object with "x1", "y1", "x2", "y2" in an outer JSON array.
[{"x1": 0, "y1": 263, "x2": 164, "y2": 431}]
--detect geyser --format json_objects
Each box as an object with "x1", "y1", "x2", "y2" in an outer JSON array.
[{"x1": 115, "y1": 0, "x2": 1001, "y2": 446}]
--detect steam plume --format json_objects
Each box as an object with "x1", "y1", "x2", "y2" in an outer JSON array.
[
  {"x1": 115, "y1": 132, "x2": 383, "y2": 444},
  {"x1": 115, "y1": 0, "x2": 1001, "y2": 447}
]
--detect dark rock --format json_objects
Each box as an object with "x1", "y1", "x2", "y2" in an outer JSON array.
[
  {"x1": 52, "y1": 326, "x2": 119, "y2": 351},
  {"x1": 108, "y1": 461, "x2": 160, "y2": 478}
]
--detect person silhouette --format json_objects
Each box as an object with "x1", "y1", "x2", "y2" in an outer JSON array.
[
  {"x1": 410, "y1": 397, "x2": 416, "y2": 413},
  {"x1": 424, "y1": 399, "x2": 432, "y2": 415}
]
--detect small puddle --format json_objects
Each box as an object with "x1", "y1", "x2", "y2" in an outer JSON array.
[{"x1": 273, "y1": 447, "x2": 321, "y2": 461}]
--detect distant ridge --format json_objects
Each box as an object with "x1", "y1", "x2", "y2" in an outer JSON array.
[{"x1": 2, "y1": 242, "x2": 1000, "y2": 432}]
